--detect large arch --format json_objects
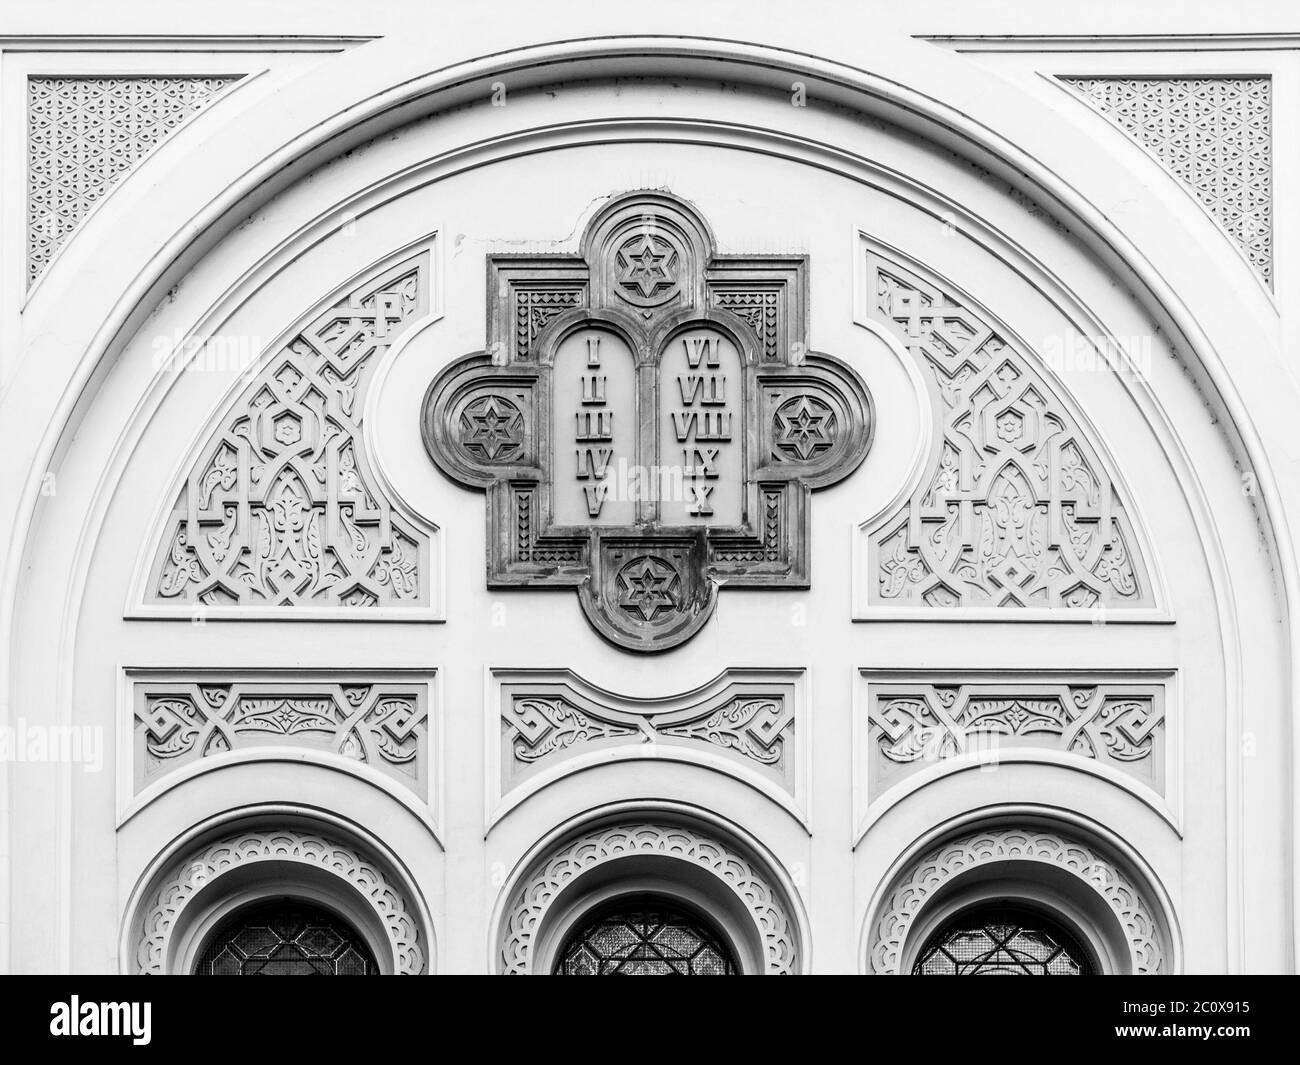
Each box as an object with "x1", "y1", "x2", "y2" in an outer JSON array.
[{"x1": 0, "y1": 18, "x2": 1292, "y2": 973}]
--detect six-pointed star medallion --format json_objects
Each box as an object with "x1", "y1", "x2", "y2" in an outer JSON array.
[
  {"x1": 463, "y1": 396, "x2": 522, "y2": 460},
  {"x1": 618, "y1": 237, "x2": 674, "y2": 298},
  {"x1": 775, "y1": 396, "x2": 835, "y2": 460},
  {"x1": 616, "y1": 557, "x2": 680, "y2": 622}
]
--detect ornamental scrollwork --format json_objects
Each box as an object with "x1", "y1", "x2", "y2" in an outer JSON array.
[
  {"x1": 864, "y1": 677, "x2": 1166, "y2": 801},
  {"x1": 132, "y1": 677, "x2": 431, "y2": 797},
  {"x1": 497, "y1": 669, "x2": 799, "y2": 799}
]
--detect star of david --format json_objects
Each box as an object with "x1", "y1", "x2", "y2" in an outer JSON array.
[
  {"x1": 464, "y1": 396, "x2": 521, "y2": 460},
  {"x1": 617, "y1": 557, "x2": 679, "y2": 622},
  {"x1": 618, "y1": 237, "x2": 673, "y2": 298},
  {"x1": 421, "y1": 191, "x2": 874, "y2": 651},
  {"x1": 775, "y1": 397, "x2": 833, "y2": 460}
]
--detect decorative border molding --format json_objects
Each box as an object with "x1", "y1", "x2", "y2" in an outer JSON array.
[
  {"x1": 867, "y1": 825, "x2": 1166, "y2": 974},
  {"x1": 487, "y1": 668, "x2": 808, "y2": 827},
  {"x1": 118, "y1": 668, "x2": 441, "y2": 834},
  {"x1": 135, "y1": 827, "x2": 426, "y2": 975},
  {"x1": 0, "y1": 36, "x2": 372, "y2": 52},
  {"x1": 499, "y1": 819, "x2": 798, "y2": 974},
  {"x1": 854, "y1": 669, "x2": 1180, "y2": 838},
  {"x1": 923, "y1": 33, "x2": 1300, "y2": 53}
]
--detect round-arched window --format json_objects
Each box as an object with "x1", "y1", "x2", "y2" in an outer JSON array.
[
  {"x1": 913, "y1": 905, "x2": 1096, "y2": 976},
  {"x1": 554, "y1": 897, "x2": 738, "y2": 975},
  {"x1": 194, "y1": 898, "x2": 378, "y2": 976}
]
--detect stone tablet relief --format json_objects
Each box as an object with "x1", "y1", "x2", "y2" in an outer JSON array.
[
  {"x1": 658, "y1": 327, "x2": 745, "y2": 527},
  {"x1": 422, "y1": 191, "x2": 873, "y2": 651},
  {"x1": 552, "y1": 328, "x2": 637, "y2": 527}
]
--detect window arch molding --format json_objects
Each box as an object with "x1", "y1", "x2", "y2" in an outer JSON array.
[
  {"x1": 911, "y1": 899, "x2": 1100, "y2": 976},
  {"x1": 122, "y1": 806, "x2": 433, "y2": 975},
  {"x1": 493, "y1": 803, "x2": 807, "y2": 974},
  {"x1": 170, "y1": 862, "x2": 394, "y2": 976},
  {"x1": 900, "y1": 870, "x2": 1119, "y2": 975},
  {"x1": 862, "y1": 810, "x2": 1177, "y2": 975}
]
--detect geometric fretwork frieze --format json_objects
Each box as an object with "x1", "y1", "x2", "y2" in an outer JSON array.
[
  {"x1": 864, "y1": 676, "x2": 1166, "y2": 803},
  {"x1": 423, "y1": 191, "x2": 873, "y2": 651},
  {"x1": 146, "y1": 254, "x2": 433, "y2": 610},
  {"x1": 1060, "y1": 76, "x2": 1272, "y2": 288},
  {"x1": 131, "y1": 676, "x2": 431, "y2": 800},
  {"x1": 865, "y1": 243, "x2": 1153, "y2": 610},
  {"x1": 495, "y1": 668, "x2": 801, "y2": 805}
]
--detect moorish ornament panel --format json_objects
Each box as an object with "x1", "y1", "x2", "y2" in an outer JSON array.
[
  {"x1": 1060, "y1": 76, "x2": 1272, "y2": 288},
  {"x1": 144, "y1": 254, "x2": 433, "y2": 612},
  {"x1": 493, "y1": 668, "x2": 803, "y2": 813},
  {"x1": 863, "y1": 241, "x2": 1155, "y2": 611},
  {"x1": 128, "y1": 672, "x2": 433, "y2": 803},
  {"x1": 28, "y1": 75, "x2": 241, "y2": 285},
  {"x1": 860, "y1": 672, "x2": 1168, "y2": 807},
  {"x1": 422, "y1": 191, "x2": 873, "y2": 651}
]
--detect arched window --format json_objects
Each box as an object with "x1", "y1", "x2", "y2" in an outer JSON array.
[
  {"x1": 913, "y1": 905, "x2": 1096, "y2": 976},
  {"x1": 195, "y1": 898, "x2": 378, "y2": 975},
  {"x1": 554, "y1": 897, "x2": 738, "y2": 975}
]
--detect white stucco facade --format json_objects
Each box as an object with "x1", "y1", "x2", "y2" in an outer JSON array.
[{"x1": 0, "y1": 1, "x2": 1295, "y2": 974}]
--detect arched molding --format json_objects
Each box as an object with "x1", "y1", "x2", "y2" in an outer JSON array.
[
  {"x1": 493, "y1": 802, "x2": 808, "y2": 974},
  {"x1": 0, "y1": 27, "x2": 1289, "y2": 971},
  {"x1": 862, "y1": 807, "x2": 1179, "y2": 975},
  {"x1": 121, "y1": 805, "x2": 434, "y2": 975}
]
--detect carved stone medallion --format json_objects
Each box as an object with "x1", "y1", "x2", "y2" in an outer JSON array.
[{"x1": 422, "y1": 192, "x2": 872, "y2": 651}]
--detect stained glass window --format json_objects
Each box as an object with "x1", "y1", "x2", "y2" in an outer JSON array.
[
  {"x1": 554, "y1": 899, "x2": 738, "y2": 975},
  {"x1": 913, "y1": 906, "x2": 1096, "y2": 975},
  {"x1": 195, "y1": 898, "x2": 377, "y2": 975}
]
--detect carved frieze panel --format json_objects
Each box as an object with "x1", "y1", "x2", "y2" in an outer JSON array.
[
  {"x1": 862, "y1": 242, "x2": 1155, "y2": 611},
  {"x1": 143, "y1": 255, "x2": 434, "y2": 613},
  {"x1": 423, "y1": 192, "x2": 872, "y2": 651},
  {"x1": 491, "y1": 668, "x2": 805, "y2": 819},
  {"x1": 1060, "y1": 76, "x2": 1272, "y2": 287},
  {"x1": 864, "y1": 673, "x2": 1165, "y2": 796},
  {"x1": 28, "y1": 75, "x2": 241, "y2": 285},
  {"x1": 123, "y1": 671, "x2": 435, "y2": 816}
]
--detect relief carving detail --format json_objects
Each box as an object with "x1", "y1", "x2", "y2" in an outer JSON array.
[
  {"x1": 132, "y1": 677, "x2": 431, "y2": 798},
  {"x1": 146, "y1": 256, "x2": 432, "y2": 610},
  {"x1": 865, "y1": 244, "x2": 1153, "y2": 610},
  {"x1": 423, "y1": 192, "x2": 873, "y2": 651}
]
